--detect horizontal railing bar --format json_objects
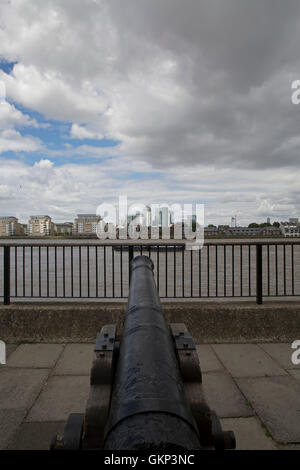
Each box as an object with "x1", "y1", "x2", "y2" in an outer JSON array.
[
  {"x1": 1, "y1": 240, "x2": 300, "y2": 248},
  {"x1": 0, "y1": 241, "x2": 186, "y2": 247},
  {"x1": 1, "y1": 294, "x2": 300, "y2": 299}
]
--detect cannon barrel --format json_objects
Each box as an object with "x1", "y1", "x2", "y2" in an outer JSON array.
[
  {"x1": 51, "y1": 255, "x2": 236, "y2": 451},
  {"x1": 104, "y1": 255, "x2": 201, "y2": 450}
]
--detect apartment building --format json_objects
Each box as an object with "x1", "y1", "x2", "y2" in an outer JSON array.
[
  {"x1": 54, "y1": 222, "x2": 73, "y2": 235},
  {"x1": 261, "y1": 226, "x2": 281, "y2": 236},
  {"x1": 73, "y1": 214, "x2": 101, "y2": 234},
  {"x1": 280, "y1": 218, "x2": 300, "y2": 237},
  {"x1": 0, "y1": 216, "x2": 24, "y2": 236},
  {"x1": 205, "y1": 225, "x2": 281, "y2": 237},
  {"x1": 204, "y1": 226, "x2": 219, "y2": 236},
  {"x1": 28, "y1": 215, "x2": 55, "y2": 236}
]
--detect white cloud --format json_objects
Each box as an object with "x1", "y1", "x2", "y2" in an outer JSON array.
[
  {"x1": 0, "y1": 102, "x2": 37, "y2": 128},
  {"x1": 34, "y1": 159, "x2": 54, "y2": 169},
  {"x1": 0, "y1": 156, "x2": 299, "y2": 225},
  {"x1": 0, "y1": 64, "x2": 108, "y2": 123},
  {"x1": 0, "y1": 101, "x2": 43, "y2": 153},
  {"x1": 0, "y1": 129, "x2": 41, "y2": 153},
  {"x1": 70, "y1": 124, "x2": 103, "y2": 140},
  {"x1": 0, "y1": 1, "x2": 300, "y2": 222}
]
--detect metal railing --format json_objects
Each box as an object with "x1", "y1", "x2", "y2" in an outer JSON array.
[{"x1": 1, "y1": 241, "x2": 300, "y2": 305}]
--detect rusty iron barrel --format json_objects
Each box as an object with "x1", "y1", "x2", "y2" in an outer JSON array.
[{"x1": 104, "y1": 255, "x2": 201, "y2": 450}]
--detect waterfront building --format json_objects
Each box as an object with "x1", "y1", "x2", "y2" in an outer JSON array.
[
  {"x1": 204, "y1": 226, "x2": 219, "y2": 236},
  {"x1": 28, "y1": 215, "x2": 55, "y2": 236},
  {"x1": 22, "y1": 224, "x2": 28, "y2": 235},
  {"x1": 280, "y1": 218, "x2": 300, "y2": 237},
  {"x1": 218, "y1": 226, "x2": 262, "y2": 236},
  {"x1": 73, "y1": 214, "x2": 101, "y2": 234},
  {"x1": 54, "y1": 222, "x2": 73, "y2": 235},
  {"x1": 262, "y1": 226, "x2": 281, "y2": 236},
  {"x1": 0, "y1": 216, "x2": 25, "y2": 236}
]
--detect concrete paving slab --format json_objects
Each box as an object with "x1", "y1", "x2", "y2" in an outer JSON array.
[
  {"x1": 6, "y1": 344, "x2": 18, "y2": 358},
  {"x1": 8, "y1": 422, "x2": 65, "y2": 450},
  {"x1": 237, "y1": 376, "x2": 300, "y2": 443},
  {"x1": 220, "y1": 417, "x2": 277, "y2": 450},
  {"x1": 53, "y1": 343, "x2": 93, "y2": 375},
  {"x1": 259, "y1": 343, "x2": 300, "y2": 370},
  {"x1": 7, "y1": 344, "x2": 64, "y2": 369},
  {"x1": 0, "y1": 344, "x2": 17, "y2": 369},
  {"x1": 196, "y1": 345, "x2": 224, "y2": 372},
  {"x1": 0, "y1": 409, "x2": 26, "y2": 450},
  {"x1": 26, "y1": 375, "x2": 90, "y2": 422},
  {"x1": 212, "y1": 344, "x2": 287, "y2": 378},
  {"x1": 202, "y1": 371, "x2": 253, "y2": 418},
  {"x1": 0, "y1": 368, "x2": 49, "y2": 410}
]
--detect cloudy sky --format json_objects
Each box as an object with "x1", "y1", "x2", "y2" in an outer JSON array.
[{"x1": 0, "y1": 0, "x2": 300, "y2": 225}]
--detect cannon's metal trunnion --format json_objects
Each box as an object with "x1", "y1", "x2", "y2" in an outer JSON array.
[{"x1": 51, "y1": 256, "x2": 235, "y2": 451}]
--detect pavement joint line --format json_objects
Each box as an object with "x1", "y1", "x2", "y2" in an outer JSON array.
[
  {"x1": 201, "y1": 370, "x2": 291, "y2": 380},
  {"x1": 200, "y1": 346, "x2": 261, "y2": 425},
  {"x1": 209, "y1": 348, "x2": 279, "y2": 445},
  {"x1": 206, "y1": 341, "x2": 288, "y2": 345},
  {"x1": 232, "y1": 373, "x2": 297, "y2": 380},
  {"x1": 4, "y1": 366, "x2": 55, "y2": 370},
  {"x1": 18, "y1": 343, "x2": 68, "y2": 429},
  {"x1": 2, "y1": 368, "x2": 53, "y2": 450},
  {"x1": 15, "y1": 420, "x2": 67, "y2": 426},
  {"x1": 54, "y1": 373, "x2": 91, "y2": 376},
  {"x1": 205, "y1": 345, "x2": 258, "y2": 420},
  {"x1": 197, "y1": 344, "x2": 225, "y2": 371},
  {"x1": 231, "y1": 378, "x2": 276, "y2": 443},
  {"x1": 210, "y1": 342, "x2": 291, "y2": 378},
  {"x1": 256, "y1": 343, "x2": 296, "y2": 371},
  {"x1": 228, "y1": 372, "x2": 299, "y2": 445},
  {"x1": 287, "y1": 370, "x2": 300, "y2": 378},
  {"x1": 207, "y1": 343, "x2": 278, "y2": 382}
]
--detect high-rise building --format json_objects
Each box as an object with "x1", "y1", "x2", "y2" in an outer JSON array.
[
  {"x1": 231, "y1": 216, "x2": 237, "y2": 228},
  {"x1": 0, "y1": 216, "x2": 25, "y2": 236},
  {"x1": 127, "y1": 207, "x2": 152, "y2": 228}
]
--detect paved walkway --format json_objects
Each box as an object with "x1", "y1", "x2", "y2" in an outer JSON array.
[{"x1": 0, "y1": 342, "x2": 300, "y2": 450}]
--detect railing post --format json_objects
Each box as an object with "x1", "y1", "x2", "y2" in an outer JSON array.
[
  {"x1": 256, "y1": 244, "x2": 263, "y2": 305},
  {"x1": 128, "y1": 246, "x2": 134, "y2": 285},
  {"x1": 3, "y1": 246, "x2": 10, "y2": 305}
]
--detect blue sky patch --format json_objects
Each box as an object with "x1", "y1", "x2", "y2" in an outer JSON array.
[{"x1": 0, "y1": 60, "x2": 17, "y2": 74}]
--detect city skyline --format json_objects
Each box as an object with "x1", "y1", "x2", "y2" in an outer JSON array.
[{"x1": 0, "y1": 210, "x2": 293, "y2": 228}]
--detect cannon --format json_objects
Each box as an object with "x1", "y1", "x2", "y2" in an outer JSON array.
[{"x1": 51, "y1": 255, "x2": 236, "y2": 451}]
